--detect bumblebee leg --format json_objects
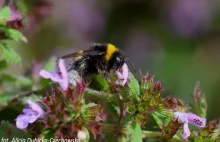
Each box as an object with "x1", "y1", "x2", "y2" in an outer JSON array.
[
  {"x1": 103, "y1": 72, "x2": 111, "y2": 83},
  {"x1": 102, "y1": 72, "x2": 122, "y2": 92}
]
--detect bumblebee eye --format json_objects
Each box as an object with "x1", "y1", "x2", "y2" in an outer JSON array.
[
  {"x1": 115, "y1": 56, "x2": 124, "y2": 68},
  {"x1": 116, "y1": 57, "x2": 121, "y2": 63}
]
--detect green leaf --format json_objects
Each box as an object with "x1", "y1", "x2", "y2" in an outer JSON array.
[
  {"x1": 129, "y1": 73, "x2": 140, "y2": 96},
  {"x1": 195, "y1": 136, "x2": 204, "y2": 142},
  {"x1": 0, "y1": 74, "x2": 16, "y2": 83},
  {"x1": 85, "y1": 103, "x2": 96, "y2": 108},
  {"x1": 0, "y1": 43, "x2": 3, "y2": 55},
  {"x1": 131, "y1": 123, "x2": 142, "y2": 142},
  {"x1": 16, "y1": 76, "x2": 33, "y2": 87},
  {"x1": 0, "y1": 60, "x2": 7, "y2": 70},
  {"x1": 41, "y1": 129, "x2": 55, "y2": 139},
  {"x1": 0, "y1": 7, "x2": 10, "y2": 25},
  {"x1": 88, "y1": 75, "x2": 109, "y2": 91},
  {"x1": 0, "y1": 121, "x2": 30, "y2": 138},
  {"x1": 1, "y1": 28, "x2": 27, "y2": 43},
  {"x1": 21, "y1": 94, "x2": 42, "y2": 104},
  {"x1": 151, "y1": 111, "x2": 171, "y2": 128},
  {"x1": 0, "y1": 91, "x2": 16, "y2": 105},
  {"x1": 118, "y1": 117, "x2": 135, "y2": 142},
  {"x1": 2, "y1": 44, "x2": 21, "y2": 63}
]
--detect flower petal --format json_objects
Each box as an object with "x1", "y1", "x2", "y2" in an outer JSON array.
[
  {"x1": 27, "y1": 100, "x2": 44, "y2": 117},
  {"x1": 174, "y1": 112, "x2": 206, "y2": 139},
  {"x1": 0, "y1": 0, "x2": 4, "y2": 7},
  {"x1": 23, "y1": 108, "x2": 33, "y2": 114},
  {"x1": 187, "y1": 113, "x2": 206, "y2": 127},
  {"x1": 7, "y1": 1, "x2": 22, "y2": 22},
  {"x1": 182, "y1": 123, "x2": 190, "y2": 139},
  {"x1": 115, "y1": 63, "x2": 129, "y2": 86},
  {"x1": 39, "y1": 59, "x2": 68, "y2": 90},
  {"x1": 15, "y1": 114, "x2": 30, "y2": 129},
  {"x1": 58, "y1": 59, "x2": 68, "y2": 90},
  {"x1": 174, "y1": 112, "x2": 188, "y2": 123},
  {"x1": 28, "y1": 114, "x2": 39, "y2": 123},
  {"x1": 39, "y1": 70, "x2": 61, "y2": 82}
]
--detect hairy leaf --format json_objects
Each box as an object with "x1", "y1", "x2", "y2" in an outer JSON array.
[
  {"x1": 2, "y1": 44, "x2": 21, "y2": 63},
  {"x1": 129, "y1": 73, "x2": 140, "y2": 97},
  {"x1": 0, "y1": 7, "x2": 10, "y2": 25},
  {"x1": 1, "y1": 28, "x2": 27, "y2": 42},
  {"x1": 131, "y1": 123, "x2": 142, "y2": 142},
  {"x1": 151, "y1": 111, "x2": 171, "y2": 128}
]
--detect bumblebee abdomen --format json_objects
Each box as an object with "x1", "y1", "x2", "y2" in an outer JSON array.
[{"x1": 70, "y1": 55, "x2": 99, "y2": 76}]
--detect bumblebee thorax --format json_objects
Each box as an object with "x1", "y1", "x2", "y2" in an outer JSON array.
[{"x1": 105, "y1": 44, "x2": 118, "y2": 61}]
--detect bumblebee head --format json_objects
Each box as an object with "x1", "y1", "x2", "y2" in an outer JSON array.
[{"x1": 108, "y1": 50, "x2": 125, "y2": 73}]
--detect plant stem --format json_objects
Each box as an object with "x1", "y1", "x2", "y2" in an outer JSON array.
[
  {"x1": 85, "y1": 88, "x2": 113, "y2": 99},
  {"x1": 142, "y1": 130, "x2": 183, "y2": 142},
  {"x1": 101, "y1": 123, "x2": 115, "y2": 133},
  {"x1": 8, "y1": 86, "x2": 115, "y2": 103},
  {"x1": 114, "y1": 94, "x2": 124, "y2": 142}
]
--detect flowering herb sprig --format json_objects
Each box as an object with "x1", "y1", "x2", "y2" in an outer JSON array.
[
  {"x1": 12, "y1": 58, "x2": 219, "y2": 141},
  {"x1": 39, "y1": 82, "x2": 106, "y2": 139}
]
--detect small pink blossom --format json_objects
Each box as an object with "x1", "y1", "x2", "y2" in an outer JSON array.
[
  {"x1": 0, "y1": 0, "x2": 22, "y2": 21},
  {"x1": 7, "y1": 2, "x2": 22, "y2": 22},
  {"x1": 174, "y1": 112, "x2": 206, "y2": 139},
  {"x1": 40, "y1": 59, "x2": 68, "y2": 90},
  {"x1": 0, "y1": 0, "x2": 23, "y2": 30},
  {"x1": 115, "y1": 63, "x2": 129, "y2": 86},
  {"x1": 16, "y1": 100, "x2": 44, "y2": 129},
  {"x1": 0, "y1": 0, "x2": 4, "y2": 7}
]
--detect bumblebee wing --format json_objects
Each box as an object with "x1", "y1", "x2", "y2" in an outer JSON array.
[
  {"x1": 59, "y1": 50, "x2": 103, "y2": 59},
  {"x1": 59, "y1": 52, "x2": 81, "y2": 59}
]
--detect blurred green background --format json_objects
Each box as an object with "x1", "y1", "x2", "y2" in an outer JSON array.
[{"x1": 11, "y1": 0, "x2": 220, "y2": 120}]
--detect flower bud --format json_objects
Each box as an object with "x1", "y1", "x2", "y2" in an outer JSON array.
[{"x1": 77, "y1": 130, "x2": 87, "y2": 140}]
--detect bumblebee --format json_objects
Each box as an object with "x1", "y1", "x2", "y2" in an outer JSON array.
[{"x1": 60, "y1": 43, "x2": 135, "y2": 80}]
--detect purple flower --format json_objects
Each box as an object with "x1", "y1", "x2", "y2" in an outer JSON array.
[
  {"x1": 174, "y1": 112, "x2": 206, "y2": 139},
  {"x1": 115, "y1": 63, "x2": 129, "y2": 86},
  {"x1": 0, "y1": 0, "x2": 22, "y2": 21},
  {"x1": 7, "y1": 1, "x2": 22, "y2": 22},
  {"x1": 0, "y1": 0, "x2": 4, "y2": 7},
  {"x1": 16, "y1": 100, "x2": 44, "y2": 129},
  {"x1": 0, "y1": 0, "x2": 23, "y2": 30},
  {"x1": 40, "y1": 59, "x2": 68, "y2": 90}
]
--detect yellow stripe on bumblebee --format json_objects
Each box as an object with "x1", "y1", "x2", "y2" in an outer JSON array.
[
  {"x1": 74, "y1": 56, "x2": 83, "y2": 61},
  {"x1": 105, "y1": 43, "x2": 118, "y2": 61}
]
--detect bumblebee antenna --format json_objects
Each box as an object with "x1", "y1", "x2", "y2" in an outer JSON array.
[
  {"x1": 119, "y1": 49, "x2": 137, "y2": 78},
  {"x1": 125, "y1": 58, "x2": 137, "y2": 77}
]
